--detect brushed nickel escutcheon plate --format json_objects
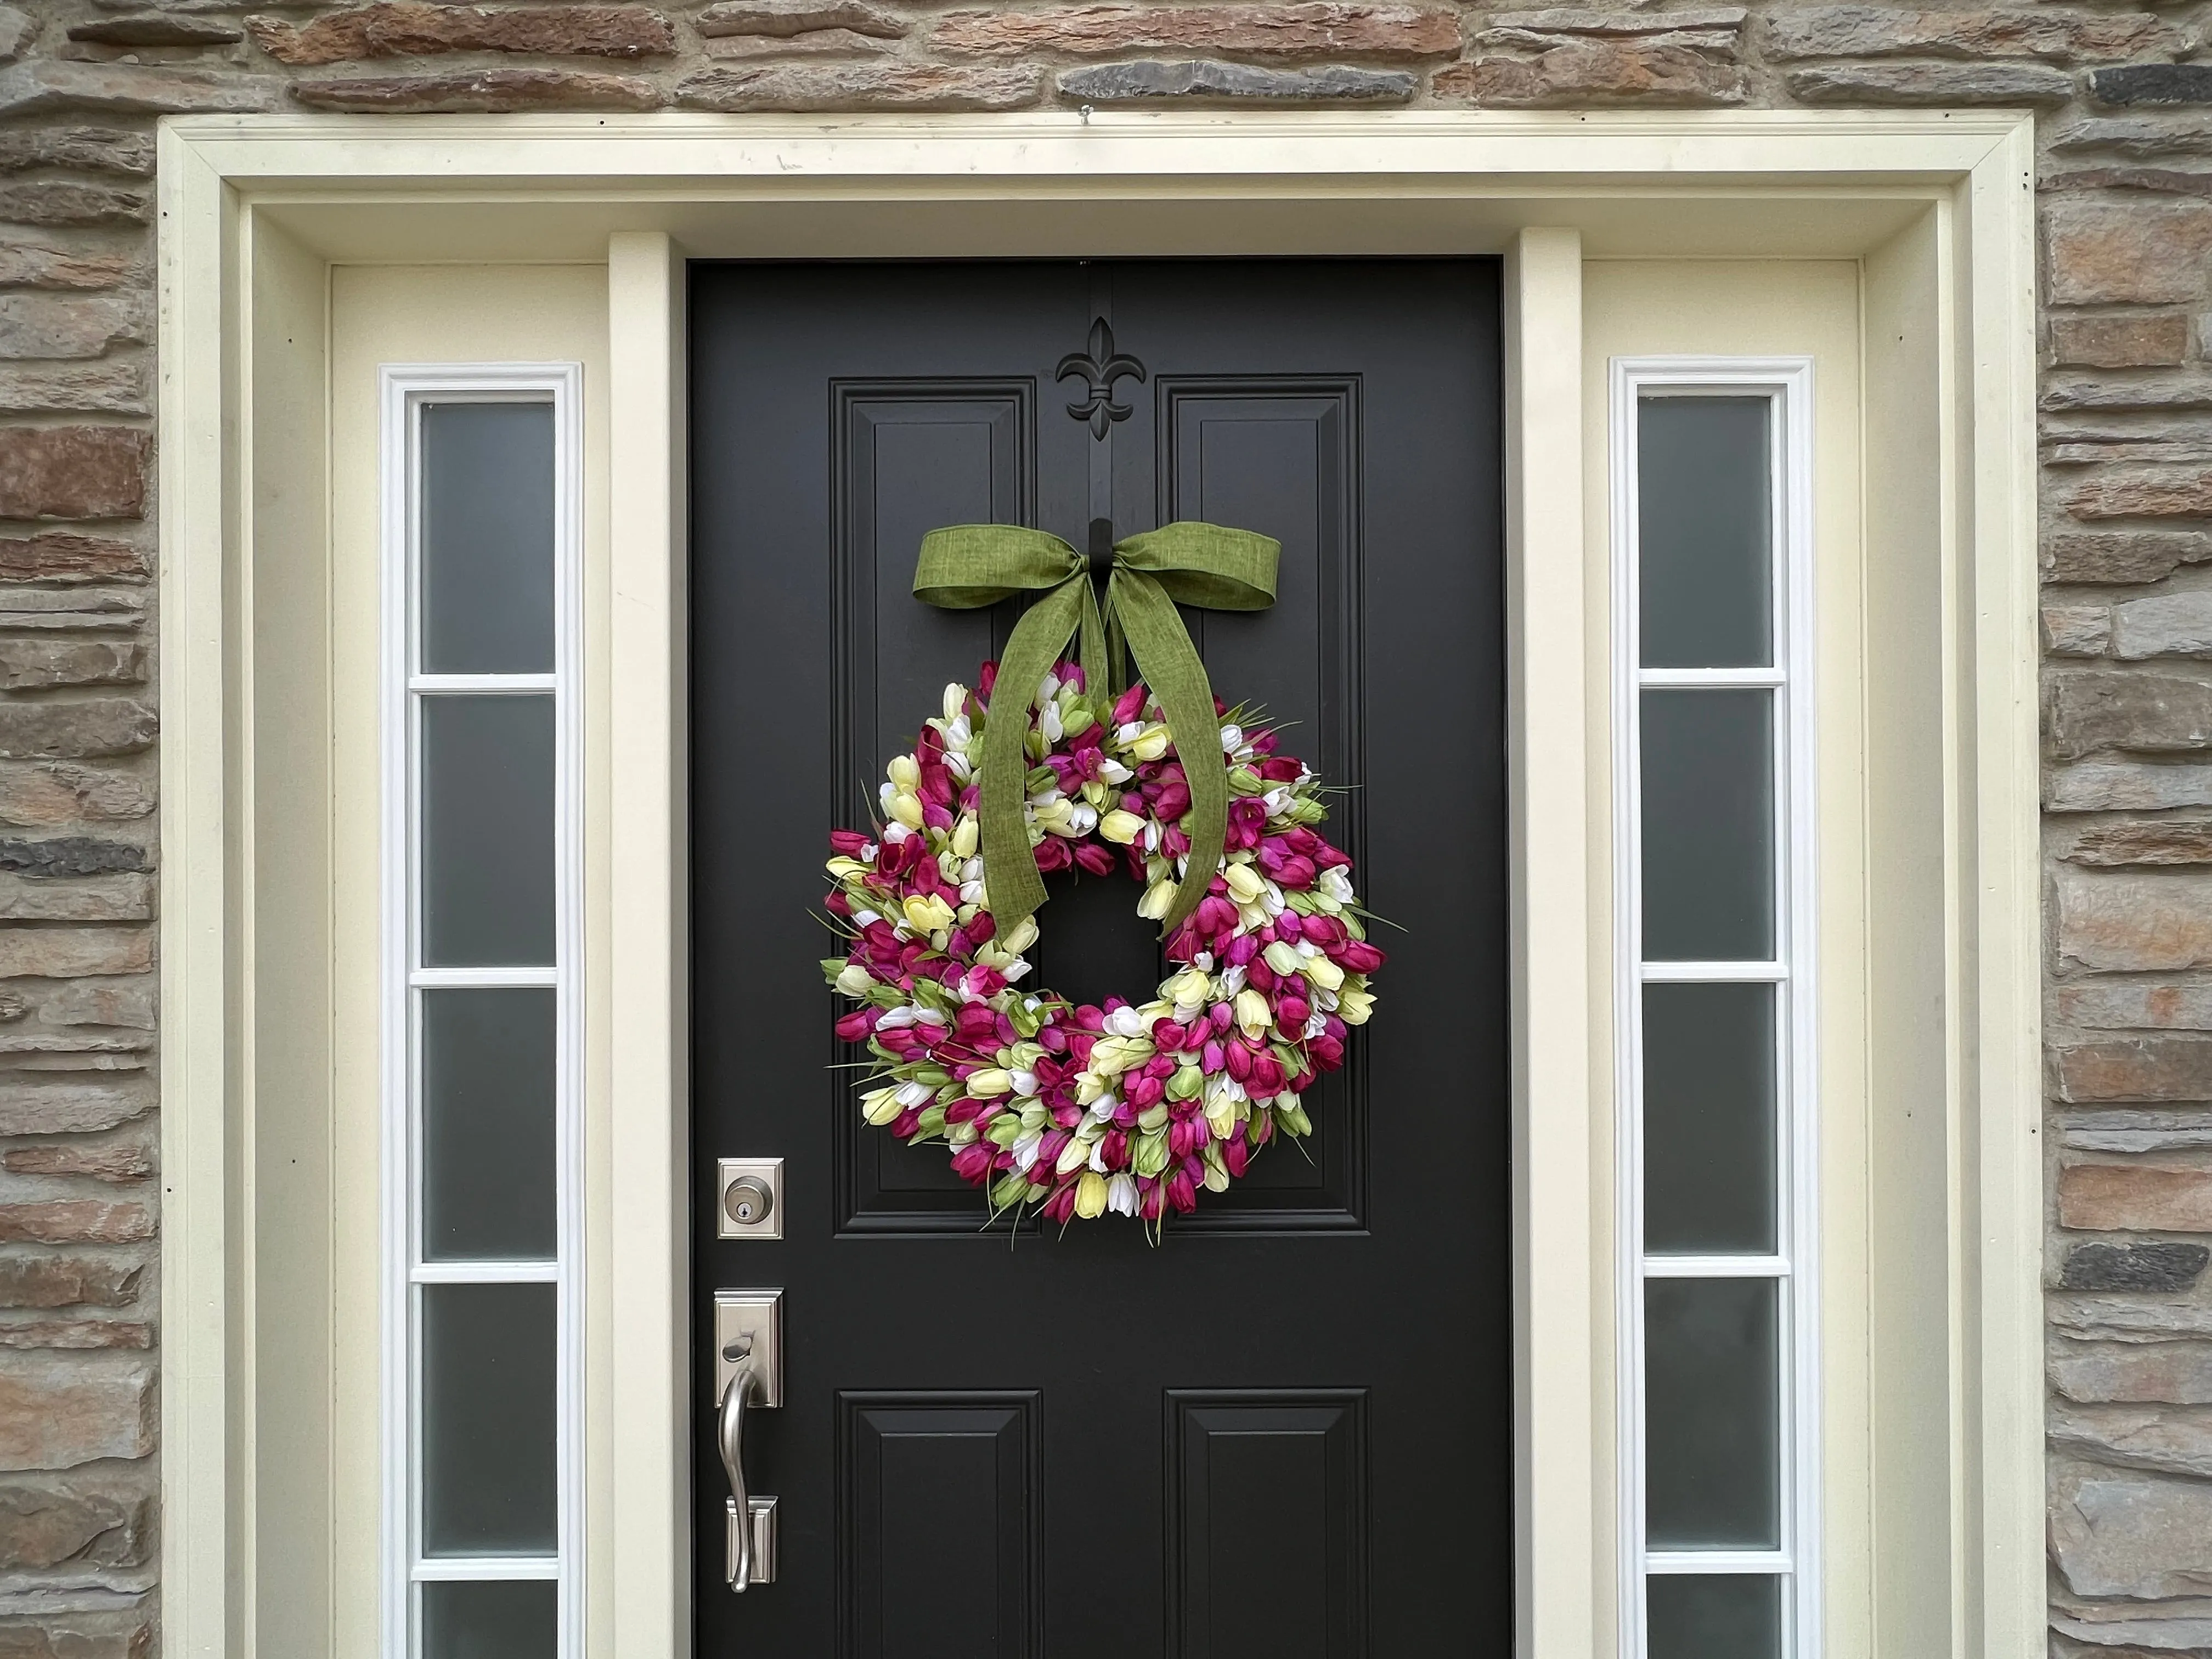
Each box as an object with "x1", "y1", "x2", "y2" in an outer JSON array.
[
  {"x1": 713, "y1": 1287, "x2": 783, "y2": 1409},
  {"x1": 717, "y1": 1156, "x2": 784, "y2": 1239}
]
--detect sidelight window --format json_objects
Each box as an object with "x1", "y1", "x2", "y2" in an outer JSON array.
[
  {"x1": 382, "y1": 368, "x2": 583, "y2": 1659},
  {"x1": 1611, "y1": 362, "x2": 1819, "y2": 1659}
]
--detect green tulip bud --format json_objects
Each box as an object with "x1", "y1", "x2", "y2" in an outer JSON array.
[
  {"x1": 1136, "y1": 1103, "x2": 1170, "y2": 1133},
  {"x1": 992, "y1": 1173, "x2": 1033, "y2": 1211},
  {"x1": 1133, "y1": 1133, "x2": 1171, "y2": 1178},
  {"x1": 1167, "y1": 1064, "x2": 1204, "y2": 1101},
  {"x1": 1227, "y1": 765, "x2": 1265, "y2": 795},
  {"x1": 916, "y1": 1104, "x2": 947, "y2": 1136},
  {"x1": 1277, "y1": 1101, "x2": 1313, "y2": 1137}
]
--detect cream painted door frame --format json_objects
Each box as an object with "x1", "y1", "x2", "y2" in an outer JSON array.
[{"x1": 157, "y1": 110, "x2": 2039, "y2": 1659}]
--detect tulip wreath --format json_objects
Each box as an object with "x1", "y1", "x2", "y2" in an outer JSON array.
[{"x1": 821, "y1": 521, "x2": 1383, "y2": 1227}]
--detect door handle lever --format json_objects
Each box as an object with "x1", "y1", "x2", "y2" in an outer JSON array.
[{"x1": 717, "y1": 1357, "x2": 771, "y2": 1591}]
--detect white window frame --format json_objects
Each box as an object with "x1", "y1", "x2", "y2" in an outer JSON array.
[
  {"x1": 1610, "y1": 357, "x2": 1820, "y2": 1659},
  {"x1": 379, "y1": 363, "x2": 588, "y2": 1659}
]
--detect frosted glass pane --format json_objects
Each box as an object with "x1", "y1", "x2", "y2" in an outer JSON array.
[
  {"x1": 423, "y1": 1579, "x2": 556, "y2": 1659},
  {"x1": 1644, "y1": 983, "x2": 1777, "y2": 1255},
  {"x1": 1646, "y1": 1278, "x2": 1780, "y2": 1548},
  {"x1": 1647, "y1": 1575, "x2": 1781, "y2": 1659},
  {"x1": 422, "y1": 1283, "x2": 557, "y2": 1555},
  {"x1": 421, "y1": 989, "x2": 556, "y2": 1262},
  {"x1": 1641, "y1": 689, "x2": 1773, "y2": 962},
  {"x1": 420, "y1": 401, "x2": 555, "y2": 675},
  {"x1": 421, "y1": 694, "x2": 555, "y2": 967},
  {"x1": 1639, "y1": 395, "x2": 1772, "y2": 669}
]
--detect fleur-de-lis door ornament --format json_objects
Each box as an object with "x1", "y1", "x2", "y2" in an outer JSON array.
[{"x1": 1057, "y1": 317, "x2": 1147, "y2": 439}]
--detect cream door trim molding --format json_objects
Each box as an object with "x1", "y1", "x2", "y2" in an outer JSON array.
[{"x1": 156, "y1": 110, "x2": 2039, "y2": 1659}]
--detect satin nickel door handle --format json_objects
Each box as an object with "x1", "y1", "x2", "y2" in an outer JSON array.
[
  {"x1": 714, "y1": 1289, "x2": 783, "y2": 1590},
  {"x1": 718, "y1": 1359, "x2": 764, "y2": 1592}
]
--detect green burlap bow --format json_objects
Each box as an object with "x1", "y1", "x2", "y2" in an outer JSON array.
[{"x1": 912, "y1": 521, "x2": 1280, "y2": 939}]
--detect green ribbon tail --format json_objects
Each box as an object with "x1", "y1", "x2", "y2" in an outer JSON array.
[
  {"x1": 977, "y1": 578, "x2": 1086, "y2": 939},
  {"x1": 1110, "y1": 569, "x2": 1228, "y2": 938}
]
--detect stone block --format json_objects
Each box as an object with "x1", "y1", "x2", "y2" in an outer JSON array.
[
  {"x1": 0, "y1": 1320, "x2": 150, "y2": 1350},
  {"x1": 2053, "y1": 1338, "x2": 2212, "y2": 1403},
  {"x1": 694, "y1": 0, "x2": 906, "y2": 36},
  {"x1": 2, "y1": 1141, "x2": 153, "y2": 1183},
  {"x1": 37, "y1": 979, "x2": 154, "y2": 1030},
  {"x1": 0, "y1": 8, "x2": 27, "y2": 63},
  {"x1": 0, "y1": 61, "x2": 278, "y2": 117},
  {"x1": 0, "y1": 765, "x2": 151, "y2": 826},
  {"x1": 2052, "y1": 1472, "x2": 2212, "y2": 1598},
  {"x1": 0, "y1": 430, "x2": 145, "y2": 522},
  {"x1": 0, "y1": 1358, "x2": 152, "y2": 1468},
  {"x1": 2113, "y1": 591, "x2": 2212, "y2": 659},
  {"x1": 2055, "y1": 983, "x2": 2212, "y2": 1026},
  {"x1": 2050, "y1": 1034, "x2": 2212, "y2": 1100},
  {"x1": 935, "y1": 4, "x2": 1460, "y2": 58},
  {"x1": 0, "y1": 245, "x2": 133, "y2": 294},
  {"x1": 2047, "y1": 529, "x2": 2212, "y2": 584},
  {"x1": 2047, "y1": 199, "x2": 2212, "y2": 305},
  {"x1": 676, "y1": 62, "x2": 1039, "y2": 109},
  {"x1": 2042, "y1": 372, "x2": 2212, "y2": 413},
  {"x1": 2058, "y1": 867, "x2": 2212, "y2": 970},
  {"x1": 2051, "y1": 1402, "x2": 2212, "y2": 1480},
  {"x1": 2046, "y1": 603, "x2": 2111, "y2": 656},
  {"x1": 249, "y1": 3, "x2": 676, "y2": 66},
  {"x1": 0, "y1": 642, "x2": 146, "y2": 692},
  {"x1": 0, "y1": 873, "x2": 150, "y2": 923},
  {"x1": 1057, "y1": 59, "x2": 1416, "y2": 100},
  {"x1": 0, "y1": 131, "x2": 151, "y2": 179},
  {"x1": 1787, "y1": 61, "x2": 2073, "y2": 105},
  {"x1": 0, "y1": 363, "x2": 151, "y2": 418},
  {"x1": 1485, "y1": 8, "x2": 1746, "y2": 35},
  {"x1": 0, "y1": 538, "x2": 142, "y2": 585},
  {"x1": 1435, "y1": 42, "x2": 1744, "y2": 106},
  {"x1": 2061, "y1": 1162, "x2": 2212, "y2": 1230},
  {"x1": 0, "y1": 1080, "x2": 150, "y2": 1137},
  {"x1": 0, "y1": 590, "x2": 145, "y2": 631},
  {"x1": 67, "y1": 14, "x2": 242, "y2": 47},
  {"x1": 1765, "y1": 5, "x2": 2172, "y2": 64},
  {"x1": 701, "y1": 29, "x2": 893, "y2": 58},
  {"x1": 2059, "y1": 1111, "x2": 2212, "y2": 1154},
  {"x1": 0, "y1": 840, "x2": 146, "y2": 878},
  {"x1": 2061, "y1": 1242, "x2": 2211, "y2": 1291},
  {"x1": 2068, "y1": 820, "x2": 2212, "y2": 866},
  {"x1": 0, "y1": 185, "x2": 146, "y2": 232},
  {"x1": 0, "y1": 1611, "x2": 150, "y2": 1659},
  {"x1": 2050, "y1": 312, "x2": 2191, "y2": 366},
  {"x1": 0, "y1": 1477, "x2": 150, "y2": 1568},
  {"x1": 0, "y1": 703, "x2": 155, "y2": 762},
  {"x1": 2093, "y1": 64, "x2": 2212, "y2": 108},
  {"x1": 2072, "y1": 470, "x2": 2212, "y2": 521},
  {"x1": 0, "y1": 1204, "x2": 152, "y2": 1248},
  {"x1": 2048, "y1": 668, "x2": 2212, "y2": 758},
  {"x1": 291, "y1": 68, "x2": 663, "y2": 112},
  {"x1": 2049, "y1": 761, "x2": 2212, "y2": 811},
  {"x1": 0, "y1": 1256, "x2": 141, "y2": 1311},
  {"x1": 0, "y1": 929, "x2": 149, "y2": 980}
]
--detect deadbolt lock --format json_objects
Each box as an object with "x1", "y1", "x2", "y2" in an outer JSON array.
[{"x1": 716, "y1": 1158, "x2": 784, "y2": 1239}]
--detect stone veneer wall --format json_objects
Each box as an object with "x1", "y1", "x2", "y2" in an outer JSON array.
[{"x1": 0, "y1": 1, "x2": 2202, "y2": 1654}]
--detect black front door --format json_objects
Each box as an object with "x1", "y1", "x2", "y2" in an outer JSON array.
[{"x1": 690, "y1": 259, "x2": 1506, "y2": 1656}]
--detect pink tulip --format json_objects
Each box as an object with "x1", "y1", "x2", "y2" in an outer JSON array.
[
  {"x1": 1223, "y1": 1136, "x2": 1250, "y2": 1178},
  {"x1": 835, "y1": 1008, "x2": 881, "y2": 1042},
  {"x1": 1334, "y1": 940, "x2": 1385, "y2": 974},
  {"x1": 829, "y1": 830, "x2": 872, "y2": 856},
  {"x1": 1167, "y1": 1170, "x2": 1198, "y2": 1212},
  {"x1": 1113, "y1": 683, "x2": 1148, "y2": 726}
]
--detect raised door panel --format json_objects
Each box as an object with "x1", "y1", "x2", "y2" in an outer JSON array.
[
  {"x1": 1167, "y1": 1391, "x2": 1369, "y2": 1659},
  {"x1": 832, "y1": 386, "x2": 1031, "y2": 1229},
  {"x1": 838, "y1": 1393, "x2": 1042, "y2": 1658},
  {"x1": 1154, "y1": 381, "x2": 1365, "y2": 1231}
]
